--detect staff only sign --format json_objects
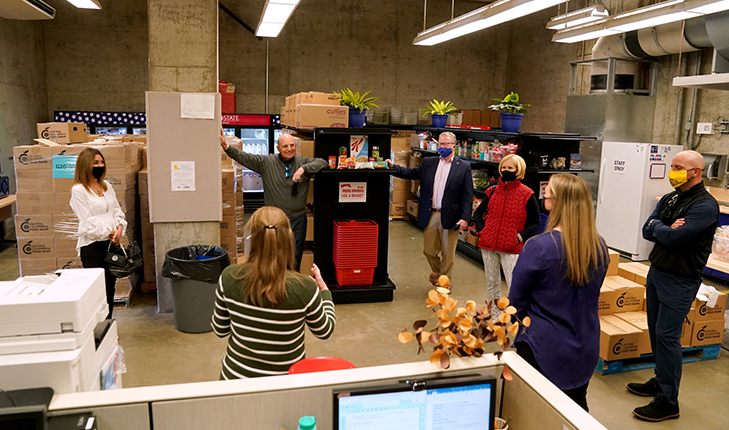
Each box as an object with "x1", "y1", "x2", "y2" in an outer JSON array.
[{"x1": 339, "y1": 182, "x2": 367, "y2": 203}]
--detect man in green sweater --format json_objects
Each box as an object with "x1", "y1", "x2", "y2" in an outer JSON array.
[{"x1": 220, "y1": 131, "x2": 327, "y2": 270}]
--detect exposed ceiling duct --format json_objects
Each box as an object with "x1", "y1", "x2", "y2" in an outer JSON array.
[{"x1": 591, "y1": 11, "x2": 729, "y2": 90}]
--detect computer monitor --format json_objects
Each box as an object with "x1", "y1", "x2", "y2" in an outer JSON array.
[
  {"x1": 0, "y1": 404, "x2": 47, "y2": 430},
  {"x1": 333, "y1": 375, "x2": 496, "y2": 430}
]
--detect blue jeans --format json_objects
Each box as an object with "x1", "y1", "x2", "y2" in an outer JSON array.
[{"x1": 645, "y1": 267, "x2": 700, "y2": 405}]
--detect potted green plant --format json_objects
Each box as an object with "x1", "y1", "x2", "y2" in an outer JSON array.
[
  {"x1": 420, "y1": 99, "x2": 458, "y2": 128},
  {"x1": 489, "y1": 92, "x2": 530, "y2": 133},
  {"x1": 335, "y1": 88, "x2": 380, "y2": 128}
]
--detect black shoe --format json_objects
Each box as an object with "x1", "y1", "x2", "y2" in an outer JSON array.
[
  {"x1": 633, "y1": 397, "x2": 680, "y2": 422},
  {"x1": 627, "y1": 378, "x2": 661, "y2": 397}
]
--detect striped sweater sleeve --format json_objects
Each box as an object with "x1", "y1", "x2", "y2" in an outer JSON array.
[
  {"x1": 304, "y1": 289, "x2": 335, "y2": 340},
  {"x1": 211, "y1": 276, "x2": 231, "y2": 337}
]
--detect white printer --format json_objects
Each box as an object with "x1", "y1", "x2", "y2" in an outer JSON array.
[{"x1": 0, "y1": 269, "x2": 121, "y2": 393}]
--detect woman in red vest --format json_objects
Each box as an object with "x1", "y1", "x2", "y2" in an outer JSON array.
[{"x1": 472, "y1": 154, "x2": 539, "y2": 320}]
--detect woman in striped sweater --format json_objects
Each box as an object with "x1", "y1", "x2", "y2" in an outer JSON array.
[{"x1": 212, "y1": 206, "x2": 336, "y2": 378}]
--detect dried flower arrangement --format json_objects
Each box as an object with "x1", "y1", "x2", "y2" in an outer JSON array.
[{"x1": 398, "y1": 275, "x2": 530, "y2": 379}]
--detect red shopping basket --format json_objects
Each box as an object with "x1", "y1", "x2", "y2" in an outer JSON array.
[{"x1": 333, "y1": 220, "x2": 378, "y2": 285}]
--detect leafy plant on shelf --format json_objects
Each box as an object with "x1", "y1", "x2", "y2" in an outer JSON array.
[
  {"x1": 488, "y1": 92, "x2": 531, "y2": 114},
  {"x1": 420, "y1": 99, "x2": 458, "y2": 117},
  {"x1": 398, "y1": 275, "x2": 530, "y2": 379},
  {"x1": 335, "y1": 88, "x2": 380, "y2": 113}
]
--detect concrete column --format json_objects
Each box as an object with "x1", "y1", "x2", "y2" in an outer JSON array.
[{"x1": 148, "y1": 0, "x2": 219, "y2": 312}]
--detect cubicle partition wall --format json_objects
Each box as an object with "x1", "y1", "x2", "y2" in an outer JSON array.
[{"x1": 48, "y1": 352, "x2": 607, "y2": 430}]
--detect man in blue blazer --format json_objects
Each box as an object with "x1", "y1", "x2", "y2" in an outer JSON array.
[{"x1": 388, "y1": 131, "x2": 473, "y2": 284}]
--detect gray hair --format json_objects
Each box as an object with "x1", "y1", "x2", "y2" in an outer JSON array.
[{"x1": 439, "y1": 131, "x2": 457, "y2": 145}]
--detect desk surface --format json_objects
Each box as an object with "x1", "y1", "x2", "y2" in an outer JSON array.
[{"x1": 0, "y1": 194, "x2": 15, "y2": 210}]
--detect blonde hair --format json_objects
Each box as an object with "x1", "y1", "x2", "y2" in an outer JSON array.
[
  {"x1": 545, "y1": 174, "x2": 607, "y2": 286},
  {"x1": 73, "y1": 147, "x2": 108, "y2": 193},
  {"x1": 499, "y1": 154, "x2": 527, "y2": 180},
  {"x1": 234, "y1": 206, "x2": 295, "y2": 306}
]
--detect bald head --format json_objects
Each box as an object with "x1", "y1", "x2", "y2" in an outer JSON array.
[
  {"x1": 673, "y1": 150, "x2": 705, "y2": 170},
  {"x1": 277, "y1": 133, "x2": 297, "y2": 161}
]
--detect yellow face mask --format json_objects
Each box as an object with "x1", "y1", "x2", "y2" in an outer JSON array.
[{"x1": 668, "y1": 170, "x2": 689, "y2": 188}]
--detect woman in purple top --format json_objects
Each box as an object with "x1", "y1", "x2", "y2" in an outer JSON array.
[{"x1": 509, "y1": 174, "x2": 609, "y2": 411}]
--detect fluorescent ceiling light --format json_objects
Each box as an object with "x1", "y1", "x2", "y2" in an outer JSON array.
[
  {"x1": 552, "y1": 0, "x2": 729, "y2": 44},
  {"x1": 414, "y1": 0, "x2": 568, "y2": 46},
  {"x1": 547, "y1": 5, "x2": 609, "y2": 30},
  {"x1": 66, "y1": 0, "x2": 101, "y2": 9},
  {"x1": 256, "y1": 0, "x2": 301, "y2": 38},
  {"x1": 686, "y1": 0, "x2": 729, "y2": 13}
]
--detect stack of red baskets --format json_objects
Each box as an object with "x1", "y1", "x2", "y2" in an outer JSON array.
[{"x1": 333, "y1": 220, "x2": 379, "y2": 286}]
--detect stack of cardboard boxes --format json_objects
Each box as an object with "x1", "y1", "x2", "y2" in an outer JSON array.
[
  {"x1": 389, "y1": 133, "x2": 414, "y2": 218},
  {"x1": 460, "y1": 110, "x2": 501, "y2": 128},
  {"x1": 281, "y1": 92, "x2": 346, "y2": 129},
  {"x1": 13, "y1": 126, "x2": 144, "y2": 303},
  {"x1": 294, "y1": 135, "x2": 316, "y2": 275},
  {"x1": 138, "y1": 168, "x2": 155, "y2": 290},
  {"x1": 599, "y1": 259, "x2": 727, "y2": 363},
  {"x1": 220, "y1": 138, "x2": 244, "y2": 260}
]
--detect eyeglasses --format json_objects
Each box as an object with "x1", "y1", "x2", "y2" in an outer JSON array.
[
  {"x1": 438, "y1": 141, "x2": 455, "y2": 147},
  {"x1": 285, "y1": 165, "x2": 291, "y2": 179}
]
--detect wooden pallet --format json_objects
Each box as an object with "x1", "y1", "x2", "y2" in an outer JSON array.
[
  {"x1": 595, "y1": 344, "x2": 722, "y2": 375},
  {"x1": 389, "y1": 215, "x2": 410, "y2": 220}
]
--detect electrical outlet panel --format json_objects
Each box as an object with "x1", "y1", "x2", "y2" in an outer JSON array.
[{"x1": 697, "y1": 123, "x2": 713, "y2": 134}]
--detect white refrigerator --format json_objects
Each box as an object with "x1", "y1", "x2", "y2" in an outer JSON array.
[{"x1": 596, "y1": 142, "x2": 683, "y2": 261}]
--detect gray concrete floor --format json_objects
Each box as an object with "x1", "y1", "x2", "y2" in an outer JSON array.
[{"x1": 1, "y1": 221, "x2": 728, "y2": 429}]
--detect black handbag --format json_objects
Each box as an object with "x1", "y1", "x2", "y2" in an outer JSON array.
[{"x1": 105, "y1": 240, "x2": 143, "y2": 278}]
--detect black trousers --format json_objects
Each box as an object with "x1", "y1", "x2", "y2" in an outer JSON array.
[
  {"x1": 289, "y1": 212, "x2": 307, "y2": 272},
  {"x1": 516, "y1": 342, "x2": 590, "y2": 412},
  {"x1": 80, "y1": 240, "x2": 116, "y2": 319}
]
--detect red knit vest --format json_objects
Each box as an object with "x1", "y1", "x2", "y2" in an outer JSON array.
[{"x1": 478, "y1": 179, "x2": 534, "y2": 254}]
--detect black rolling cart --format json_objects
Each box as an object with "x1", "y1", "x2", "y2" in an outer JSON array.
[{"x1": 312, "y1": 128, "x2": 396, "y2": 304}]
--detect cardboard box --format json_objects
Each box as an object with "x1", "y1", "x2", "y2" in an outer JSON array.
[
  {"x1": 56, "y1": 257, "x2": 82, "y2": 270},
  {"x1": 220, "y1": 215, "x2": 237, "y2": 237},
  {"x1": 295, "y1": 92, "x2": 341, "y2": 106},
  {"x1": 693, "y1": 292, "x2": 727, "y2": 322},
  {"x1": 681, "y1": 306, "x2": 694, "y2": 348},
  {"x1": 306, "y1": 211, "x2": 314, "y2": 241},
  {"x1": 138, "y1": 169, "x2": 149, "y2": 195},
  {"x1": 52, "y1": 214, "x2": 78, "y2": 239},
  {"x1": 614, "y1": 311, "x2": 652, "y2": 355},
  {"x1": 618, "y1": 262, "x2": 649, "y2": 285},
  {"x1": 391, "y1": 177, "x2": 410, "y2": 191},
  {"x1": 17, "y1": 236, "x2": 56, "y2": 259},
  {"x1": 306, "y1": 178, "x2": 314, "y2": 204},
  {"x1": 37, "y1": 122, "x2": 88, "y2": 144},
  {"x1": 15, "y1": 192, "x2": 53, "y2": 214},
  {"x1": 409, "y1": 154, "x2": 423, "y2": 169},
  {"x1": 19, "y1": 258, "x2": 57, "y2": 276},
  {"x1": 390, "y1": 202, "x2": 407, "y2": 217},
  {"x1": 222, "y1": 169, "x2": 235, "y2": 194},
  {"x1": 14, "y1": 214, "x2": 53, "y2": 237},
  {"x1": 52, "y1": 177, "x2": 75, "y2": 193},
  {"x1": 295, "y1": 136, "x2": 315, "y2": 158},
  {"x1": 599, "y1": 315, "x2": 642, "y2": 360},
  {"x1": 602, "y1": 276, "x2": 645, "y2": 313},
  {"x1": 222, "y1": 193, "x2": 236, "y2": 216},
  {"x1": 295, "y1": 104, "x2": 348, "y2": 129},
  {"x1": 141, "y1": 220, "x2": 154, "y2": 241},
  {"x1": 467, "y1": 231, "x2": 480, "y2": 247},
  {"x1": 115, "y1": 188, "x2": 136, "y2": 213},
  {"x1": 106, "y1": 168, "x2": 136, "y2": 191},
  {"x1": 54, "y1": 237, "x2": 78, "y2": 258},
  {"x1": 94, "y1": 144, "x2": 126, "y2": 167},
  {"x1": 406, "y1": 199, "x2": 419, "y2": 218},
  {"x1": 299, "y1": 248, "x2": 314, "y2": 275},
  {"x1": 391, "y1": 189, "x2": 413, "y2": 204},
  {"x1": 607, "y1": 249, "x2": 619, "y2": 276},
  {"x1": 220, "y1": 235, "x2": 238, "y2": 259},
  {"x1": 13, "y1": 145, "x2": 52, "y2": 170},
  {"x1": 598, "y1": 285, "x2": 616, "y2": 316},
  {"x1": 140, "y1": 194, "x2": 150, "y2": 219},
  {"x1": 53, "y1": 192, "x2": 72, "y2": 214},
  {"x1": 392, "y1": 150, "x2": 410, "y2": 167},
  {"x1": 690, "y1": 319, "x2": 725, "y2": 347},
  {"x1": 15, "y1": 170, "x2": 52, "y2": 193},
  {"x1": 391, "y1": 137, "x2": 411, "y2": 152}
]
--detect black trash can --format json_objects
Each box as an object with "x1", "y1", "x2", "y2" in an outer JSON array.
[{"x1": 162, "y1": 245, "x2": 230, "y2": 333}]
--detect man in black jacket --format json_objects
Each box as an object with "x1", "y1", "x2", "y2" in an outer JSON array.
[{"x1": 628, "y1": 150, "x2": 719, "y2": 422}]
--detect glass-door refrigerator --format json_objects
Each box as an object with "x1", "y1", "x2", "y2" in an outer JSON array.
[{"x1": 221, "y1": 114, "x2": 282, "y2": 212}]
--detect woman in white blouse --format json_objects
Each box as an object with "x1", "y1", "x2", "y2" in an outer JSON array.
[{"x1": 70, "y1": 148, "x2": 127, "y2": 319}]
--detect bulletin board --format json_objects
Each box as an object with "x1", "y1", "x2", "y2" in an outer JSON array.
[{"x1": 146, "y1": 92, "x2": 222, "y2": 222}]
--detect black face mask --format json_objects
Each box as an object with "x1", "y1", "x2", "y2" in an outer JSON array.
[
  {"x1": 500, "y1": 170, "x2": 517, "y2": 182},
  {"x1": 92, "y1": 166, "x2": 105, "y2": 179}
]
